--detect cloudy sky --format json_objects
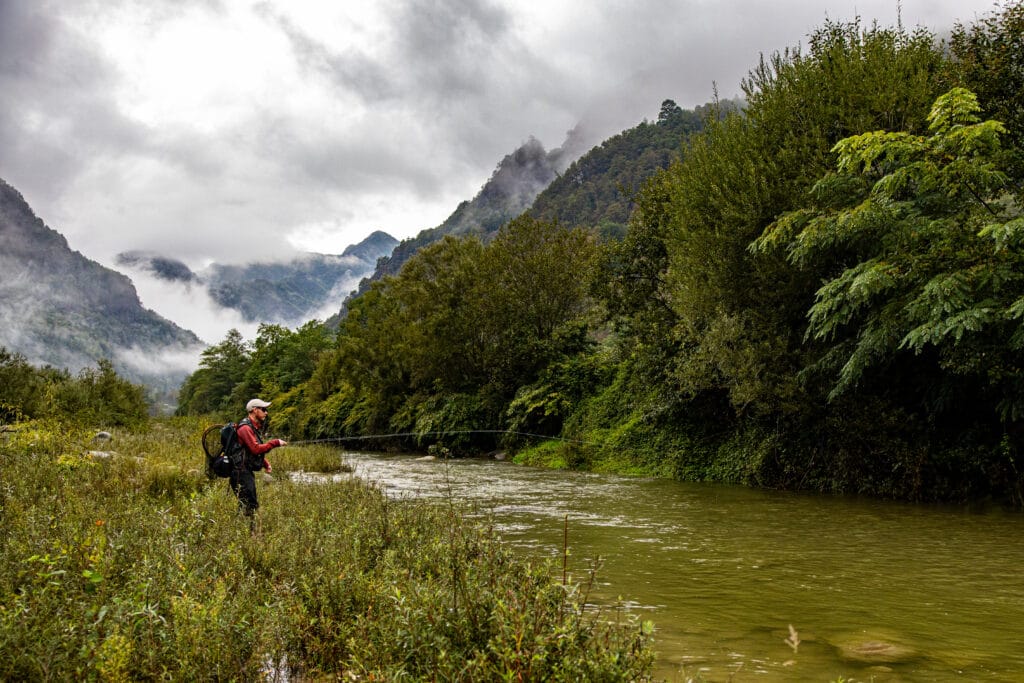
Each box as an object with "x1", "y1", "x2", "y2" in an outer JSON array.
[{"x1": 0, "y1": 0, "x2": 999, "y2": 273}]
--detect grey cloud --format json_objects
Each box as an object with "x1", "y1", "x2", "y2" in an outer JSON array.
[
  {"x1": 395, "y1": 0, "x2": 513, "y2": 97},
  {"x1": 0, "y1": 2, "x2": 53, "y2": 79},
  {"x1": 0, "y1": 2, "x2": 151, "y2": 208},
  {"x1": 257, "y1": 5, "x2": 402, "y2": 102},
  {"x1": 260, "y1": 0, "x2": 573, "y2": 172},
  {"x1": 264, "y1": 0, "x2": 516, "y2": 103},
  {"x1": 253, "y1": 114, "x2": 446, "y2": 196},
  {"x1": 0, "y1": 0, "x2": 244, "y2": 219}
]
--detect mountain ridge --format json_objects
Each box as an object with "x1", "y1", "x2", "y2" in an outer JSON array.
[
  {"x1": 117, "y1": 230, "x2": 397, "y2": 326},
  {"x1": 0, "y1": 177, "x2": 204, "y2": 394}
]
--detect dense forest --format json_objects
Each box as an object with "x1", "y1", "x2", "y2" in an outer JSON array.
[{"x1": 173, "y1": 6, "x2": 1024, "y2": 505}]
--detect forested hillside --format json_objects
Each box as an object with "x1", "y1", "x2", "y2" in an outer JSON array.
[
  {"x1": 529, "y1": 98, "x2": 726, "y2": 238},
  {"x1": 177, "y1": 5, "x2": 1024, "y2": 505}
]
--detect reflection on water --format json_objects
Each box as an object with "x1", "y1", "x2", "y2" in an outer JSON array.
[{"x1": 331, "y1": 452, "x2": 1024, "y2": 681}]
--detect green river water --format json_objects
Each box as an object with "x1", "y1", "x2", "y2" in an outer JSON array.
[{"x1": 336, "y1": 452, "x2": 1024, "y2": 681}]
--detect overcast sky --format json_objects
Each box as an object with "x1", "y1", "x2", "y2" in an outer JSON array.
[{"x1": 0, "y1": 0, "x2": 1000, "y2": 272}]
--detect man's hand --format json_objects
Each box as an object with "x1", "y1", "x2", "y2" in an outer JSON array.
[{"x1": 263, "y1": 458, "x2": 272, "y2": 473}]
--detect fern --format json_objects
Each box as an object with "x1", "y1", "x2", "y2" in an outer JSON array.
[
  {"x1": 926, "y1": 87, "x2": 982, "y2": 133},
  {"x1": 980, "y1": 217, "x2": 1024, "y2": 251},
  {"x1": 901, "y1": 306, "x2": 997, "y2": 352},
  {"x1": 757, "y1": 88, "x2": 1024, "y2": 407}
]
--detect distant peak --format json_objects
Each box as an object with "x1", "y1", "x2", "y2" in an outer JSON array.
[
  {"x1": 116, "y1": 251, "x2": 196, "y2": 283},
  {"x1": 341, "y1": 231, "x2": 399, "y2": 260}
]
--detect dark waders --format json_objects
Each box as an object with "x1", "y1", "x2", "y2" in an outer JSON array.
[
  {"x1": 227, "y1": 417, "x2": 263, "y2": 532},
  {"x1": 229, "y1": 467, "x2": 258, "y2": 517}
]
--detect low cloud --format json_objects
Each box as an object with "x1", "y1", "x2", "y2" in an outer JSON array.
[
  {"x1": 122, "y1": 263, "x2": 262, "y2": 344},
  {"x1": 114, "y1": 341, "x2": 206, "y2": 378},
  {"x1": 117, "y1": 251, "x2": 196, "y2": 282}
]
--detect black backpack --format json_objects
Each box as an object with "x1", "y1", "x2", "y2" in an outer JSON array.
[{"x1": 201, "y1": 422, "x2": 242, "y2": 479}]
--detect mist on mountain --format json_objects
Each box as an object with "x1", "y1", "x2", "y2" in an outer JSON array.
[
  {"x1": 0, "y1": 177, "x2": 205, "y2": 400},
  {"x1": 116, "y1": 230, "x2": 398, "y2": 340}
]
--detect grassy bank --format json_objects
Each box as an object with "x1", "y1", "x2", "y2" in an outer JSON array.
[{"x1": 0, "y1": 417, "x2": 654, "y2": 681}]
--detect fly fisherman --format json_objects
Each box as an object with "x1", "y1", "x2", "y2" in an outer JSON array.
[{"x1": 230, "y1": 398, "x2": 287, "y2": 526}]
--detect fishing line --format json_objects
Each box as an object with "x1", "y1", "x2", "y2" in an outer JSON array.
[{"x1": 283, "y1": 429, "x2": 595, "y2": 448}]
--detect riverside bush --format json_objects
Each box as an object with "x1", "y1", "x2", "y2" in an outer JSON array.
[{"x1": 0, "y1": 418, "x2": 654, "y2": 680}]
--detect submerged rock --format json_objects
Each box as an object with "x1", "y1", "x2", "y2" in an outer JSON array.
[{"x1": 832, "y1": 632, "x2": 917, "y2": 664}]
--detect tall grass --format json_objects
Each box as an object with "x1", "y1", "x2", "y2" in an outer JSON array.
[{"x1": 0, "y1": 417, "x2": 654, "y2": 680}]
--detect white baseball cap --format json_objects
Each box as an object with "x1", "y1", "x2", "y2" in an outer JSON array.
[{"x1": 246, "y1": 398, "x2": 272, "y2": 411}]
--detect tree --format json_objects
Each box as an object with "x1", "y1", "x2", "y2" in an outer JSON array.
[
  {"x1": 951, "y1": 1, "x2": 1024, "y2": 192},
  {"x1": 658, "y1": 99, "x2": 684, "y2": 126},
  {"x1": 755, "y1": 88, "x2": 1024, "y2": 422},
  {"x1": 654, "y1": 20, "x2": 947, "y2": 418},
  {"x1": 473, "y1": 215, "x2": 598, "y2": 400},
  {"x1": 294, "y1": 216, "x2": 599, "y2": 445},
  {"x1": 176, "y1": 329, "x2": 251, "y2": 418},
  {"x1": 231, "y1": 322, "x2": 334, "y2": 402},
  {"x1": 48, "y1": 359, "x2": 148, "y2": 427},
  {"x1": 0, "y1": 348, "x2": 46, "y2": 420}
]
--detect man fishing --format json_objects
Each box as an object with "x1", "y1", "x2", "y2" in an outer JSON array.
[{"x1": 229, "y1": 398, "x2": 287, "y2": 525}]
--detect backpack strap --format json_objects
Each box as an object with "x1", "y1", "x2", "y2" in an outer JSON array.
[{"x1": 234, "y1": 417, "x2": 265, "y2": 470}]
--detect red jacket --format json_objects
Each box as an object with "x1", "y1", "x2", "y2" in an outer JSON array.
[{"x1": 237, "y1": 418, "x2": 283, "y2": 457}]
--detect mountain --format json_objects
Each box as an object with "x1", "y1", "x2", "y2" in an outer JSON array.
[
  {"x1": 332, "y1": 99, "x2": 726, "y2": 324},
  {"x1": 0, "y1": 177, "x2": 203, "y2": 395},
  {"x1": 340, "y1": 230, "x2": 399, "y2": 262},
  {"x1": 117, "y1": 230, "x2": 398, "y2": 326},
  {"x1": 366, "y1": 137, "x2": 566, "y2": 286}
]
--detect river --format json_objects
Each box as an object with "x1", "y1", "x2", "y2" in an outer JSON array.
[{"x1": 328, "y1": 451, "x2": 1024, "y2": 681}]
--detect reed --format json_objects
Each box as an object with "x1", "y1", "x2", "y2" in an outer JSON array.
[{"x1": 268, "y1": 441, "x2": 354, "y2": 474}]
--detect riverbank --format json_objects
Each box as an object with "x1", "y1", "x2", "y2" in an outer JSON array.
[
  {"x1": 0, "y1": 417, "x2": 654, "y2": 680},
  {"x1": 511, "y1": 423, "x2": 1024, "y2": 509},
  {"x1": 344, "y1": 449, "x2": 1024, "y2": 681}
]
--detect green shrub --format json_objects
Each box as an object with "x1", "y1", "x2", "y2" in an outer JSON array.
[{"x1": 0, "y1": 418, "x2": 655, "y2": 680}]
